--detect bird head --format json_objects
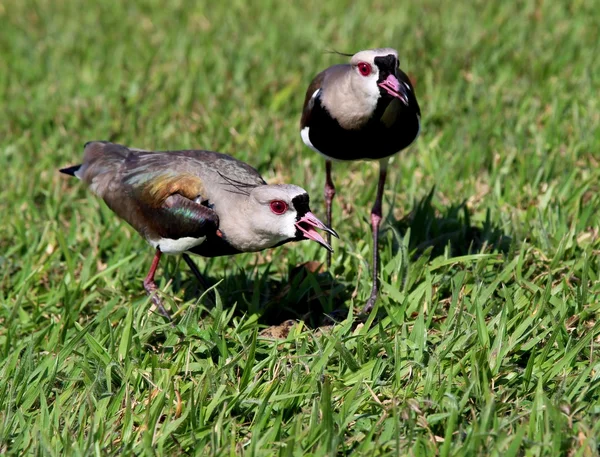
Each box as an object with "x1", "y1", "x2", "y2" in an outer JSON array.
[
  {"x1": 244, "y1": 184, "x2": 338, "y2": 252},
  {"x1": 349, "y1": 48, "x2": 411, "y2": 106}
]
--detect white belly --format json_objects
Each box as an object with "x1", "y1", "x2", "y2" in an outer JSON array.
[{"x1": 149, "y1": 236, "x2": 206, "y2": 254}]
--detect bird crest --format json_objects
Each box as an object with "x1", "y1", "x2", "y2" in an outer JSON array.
[{"x1": 217, "y1": 171, "x2": 261, "y2": 196}]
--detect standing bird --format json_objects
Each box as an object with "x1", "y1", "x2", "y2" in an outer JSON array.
[
  {"x1": 60, "y1": 141, "x2": 337, "y2": 319},
  {"x1": 300, "y1": 48, "x2": 421, "y2": 313}
]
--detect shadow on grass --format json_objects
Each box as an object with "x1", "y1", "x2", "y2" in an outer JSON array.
[
  {"x1": 391, "y1": 187, "x2": 511, "y2": 259},
  {"x1": 173, "y1": 260, "x2": 351, "y2": 329},
  {"x1": 167, "y1": 187, "x2": 511, "y2": 330}
]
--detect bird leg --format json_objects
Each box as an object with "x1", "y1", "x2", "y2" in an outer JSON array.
[
  {"x1": 362, "y1": 160, "x2": 389, "y2": 314},
  {"x1": 181, "y1": 253, "x2": 210, "y2": 290},
  {"x1": 324, "y1": 160, "x2": 336, "y2": 268},
  {"x1": 142, "y1": 248, "x2": 172, "y2": 321}
]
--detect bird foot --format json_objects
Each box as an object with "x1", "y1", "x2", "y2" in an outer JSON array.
[
  {"x1": 143, "y1": 281, "x2": 173, "y2": 321},
  {"x1": 361, "y1": 289, "x2": 378, "y2": 315}
]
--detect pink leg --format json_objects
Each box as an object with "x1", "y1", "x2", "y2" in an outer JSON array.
[
  {"x1": 324, "y1": 160, "x2": 336, "y2": 268},
  {"x1": 143, "y1": 248, "x2": 171, "y2": 320},
  {"x1": 362, "y1": 161, "x2": 388, "y2": 314}
]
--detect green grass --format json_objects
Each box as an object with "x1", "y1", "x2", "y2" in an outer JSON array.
[{"x1": 1, "y1": 0, "x2": 600, "y2": 455}]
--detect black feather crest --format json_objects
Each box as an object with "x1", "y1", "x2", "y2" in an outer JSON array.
[{"x1": 217, "y1": 171, "x2": 261, "y2": 196}]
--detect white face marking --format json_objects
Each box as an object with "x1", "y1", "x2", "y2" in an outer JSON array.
[
  {"x1": 278, "y1": 210, "x2": 299, "y2": 239},
  {"x1": 352, "y1": 63, "x2": 381, "y2": 107},
  {"x1": 150, "y1": 236, "x2": 206, "y2": 254},
  {"x1": 250, "y1": 194, "x2": 300, "y2": 245},
  {"x1": 217, "y1": 185, "x2": 314, "y2": 253},
  {"x1": 346, "y1": 48, "x2": 401, "y2": 121},
  {"x1": 319, "y1": 49, "x2": 399, "y2": 130},
  {"x1": 310, "y1": 88, "x2": 321, "y2": 100},
  {"x1": 224, "y1": 203, "x2": 298, "y2": 253}
]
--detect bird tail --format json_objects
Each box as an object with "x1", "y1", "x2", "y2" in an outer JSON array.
[
  {"x1": 59, "y1": 164, "x2": 82, "y2": 177},
  {"x1": 59, "y1": 141, "x2": 132, "y2": 195},
  {"x1": 59, "y1": 141, "x2": 121, "y2": 180}
]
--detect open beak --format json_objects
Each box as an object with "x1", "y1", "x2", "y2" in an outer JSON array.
[
  {"x1": 378, "y1": 74, "x2": 409, "y2": 106},
  {"x1": 295, "y1": 212, "x2": 339, "y2": 252}
]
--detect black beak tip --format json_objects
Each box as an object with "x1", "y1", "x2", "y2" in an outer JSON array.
[
  {"x1": 322, "y1": 242, "x2": 334, "y2": 253},
  {"x1": 60, "y1": 165, "x2": 80, "y2": 176},
  {"x1": 397, "y1": 85, "x2": 410, "y2": 106},
  {"x1": 329, "y1": 227, "x2": 339, "y2": 239}
]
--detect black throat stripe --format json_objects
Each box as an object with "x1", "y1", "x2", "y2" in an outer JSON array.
[
  {"x1": 292, "y1": 193, "x2": 310, "y2": 218},
  {"x1": 374, "y1": 54, "x2": 398, "y2": 79}
]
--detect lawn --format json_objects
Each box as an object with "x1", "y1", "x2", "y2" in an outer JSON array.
[{"x1": 1, "y1": 0, "x2": 600, "y2": 455}]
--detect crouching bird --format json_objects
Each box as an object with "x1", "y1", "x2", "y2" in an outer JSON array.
[
  {"x1": 60, "y1": 141, "x2": 337, "y2": 320},
  {"x1": 300, "y1": 48, "x2": 421, "y2": 314}
]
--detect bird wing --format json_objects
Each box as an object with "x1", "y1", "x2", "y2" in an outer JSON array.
[
  {"x1": 65, "y1": 141, "x2": 262, "y2": 241},
  {"x1": 300, "y1": 71, "x2": 325, "y2": 129},
  {"x1": 122, "y1": 168, "x2": 219, "y2": 241},
  {"x1": 397, "y1": 68, "x2": 421, "y2": 116}
]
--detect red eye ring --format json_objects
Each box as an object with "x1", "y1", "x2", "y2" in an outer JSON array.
[
  {"x1": 357, "y1": 62, "x2": 372, "y2": 77},
  {"x1": 270, "y1": 200, "x2": 288, "y2": 215}
]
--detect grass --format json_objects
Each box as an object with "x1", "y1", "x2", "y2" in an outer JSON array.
[{"x1": 1, "y1": 0, "x2": 600, "y2": 454}]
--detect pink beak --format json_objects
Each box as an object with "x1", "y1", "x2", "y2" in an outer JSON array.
[
  {"x1": 378, "y1": 74, "x2": 409, "y2": 106},
  {"x1": 295, "y1": 212, "x2": 338, "y2": 252}
]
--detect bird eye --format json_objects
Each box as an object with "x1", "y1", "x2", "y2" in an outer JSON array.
[
  {"x1": 270, "y1": 200, "x2": 288, "y2": 215},
  {"x1": 357, "y1": 62, "x2": 372, "y2": 77}
]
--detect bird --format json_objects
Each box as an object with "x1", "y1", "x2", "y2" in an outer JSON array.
[
  {"x1": 60, "y1": 141, "x2": 338, "y2": 320},
  {"x1": 300, "y1": 48, "x2": 421, "y2": 314}
]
